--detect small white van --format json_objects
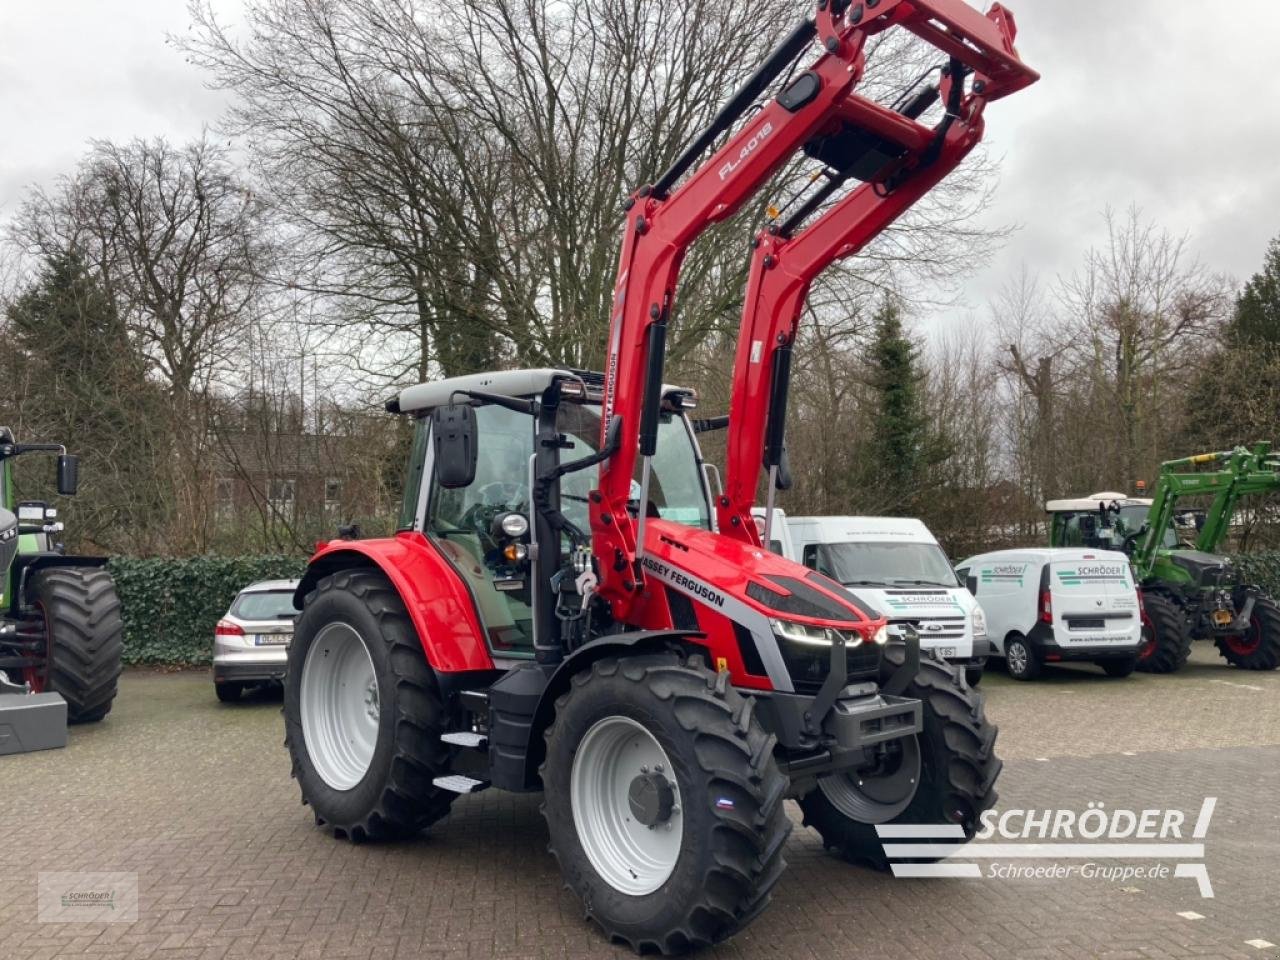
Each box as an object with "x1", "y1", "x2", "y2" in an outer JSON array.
[
  {"x1": 755, "y1": 510, "x2": 990, "y2": 684},
  {"x1": 954, "y1": 548, "x2": 1142, "y2": 680}
]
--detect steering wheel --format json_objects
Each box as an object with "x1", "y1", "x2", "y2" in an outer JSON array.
[{"x1": 476, "y1": 480, "x2": 526, "y2": 507}]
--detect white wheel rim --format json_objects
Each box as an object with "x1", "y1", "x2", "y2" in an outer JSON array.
[
  {"x1": 570, "y1": 716, "x2": 683, "y2": 896},
  {"x1": 817, "y1": 735, "x2": 921, "y2": 822},
  {"x1": 1008, "y1": 641, "x2": 1028, "y2": 676},
  {"x1": 300, "y1": 623, "x2": 380, "y2": 791}
]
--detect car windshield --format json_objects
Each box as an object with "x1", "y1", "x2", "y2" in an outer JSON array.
[
  {"x1": 805, "y1": 541, "x2": 959, "y2": 588},
  {"x1": 232, "y1": 590, "x2": 297, "y2": 621}
]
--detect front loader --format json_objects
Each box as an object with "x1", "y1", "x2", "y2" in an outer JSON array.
[
  {"x1": 1047, "y1": 443, "x2": 1280, "y2": 673},
  {"x1": 282, "y1": 3, "x2": 1037, "y2": 952},
  {"x1": 0, "y1": 428, "x2": 124, "y2": 753}
]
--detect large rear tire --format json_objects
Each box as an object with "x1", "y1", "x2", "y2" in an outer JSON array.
[
  {"x1": 284, "y1": 568, "x2": 454, "y2": 842},
  {"x1": 798, "y1": 645, "x2": 1001, "y2": 869},
  {"x1": 1215, "y1": 597, "x2": 1280, "y2": 671},
  {"x1": 1136, "y1": 591, "x2": 1189, "y2": 674},
  {"x1": 541, "y1": 651, "x2": 790, "y2": 955},
  {"x1": 30, "y1": 567, "x2": 123, "y2": 724}
]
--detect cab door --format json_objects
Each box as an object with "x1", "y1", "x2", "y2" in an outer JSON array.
[{"x1": 424, "y1": 404, "x2": 537, "y2": 656}]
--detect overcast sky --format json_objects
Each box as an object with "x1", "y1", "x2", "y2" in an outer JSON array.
[{"x1": 3, "y1": 1, "x2": 1279, "y2": 332}]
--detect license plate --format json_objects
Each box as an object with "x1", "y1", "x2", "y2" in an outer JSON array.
[
  {"x1": 254, "y1": 634, "x2": 290, "y2": 646},
  {"x1": 936, "y1": 646, "x2": 957, "y2": 658}
]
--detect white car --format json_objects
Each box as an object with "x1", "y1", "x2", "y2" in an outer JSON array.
[
  {"x1": 954, "y1": 549, "x2": 1141, "y2": 680},
  {"x1": 212, "y1": 579, "x2": 299, "y2": 702},
  {"x1": 755, "y1": 510, "x2": 990, "y2": 684}
]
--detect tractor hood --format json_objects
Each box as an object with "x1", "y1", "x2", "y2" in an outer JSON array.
[
  {"x1": 1165, "y1": 549, "x2": 1237, "y2": 588},
  {"x1": 642, "y1": 518, "x2": 879, "y2": 631}
]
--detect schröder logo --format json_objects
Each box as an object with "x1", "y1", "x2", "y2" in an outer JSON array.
[
  {"x1": 876, "y1": 798, "x2": 1216, "y2": 897},
  {"x1": 1073, "y1": 564, "x2": 1126, "y2": 577}
]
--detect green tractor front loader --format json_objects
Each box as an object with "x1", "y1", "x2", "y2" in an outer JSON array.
[
  {"x1": 1, "y1": 427, "x2": 123, "y2": 752},
  {"x1": 1047, "y1": 443, "x2": 1280, "y2": 674}
]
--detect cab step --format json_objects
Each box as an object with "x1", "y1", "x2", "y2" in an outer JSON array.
[
  {"x1": 440, "y1": 731, "x2": 487, "y2": 748},
  {"x1": 433, "y1": 774, "x2": 490, "y2": 794}
]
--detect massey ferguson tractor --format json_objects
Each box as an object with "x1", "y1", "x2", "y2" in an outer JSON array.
[
  {"x1": 1047, "y1": 443, "x2": 1280, "y2": 674},
  {"x1": 283, "y1": 2, "x2": 1036, "y2": 951},
  {"x1": 0, "y1": 428, "x2": 124, "y2": 747}
]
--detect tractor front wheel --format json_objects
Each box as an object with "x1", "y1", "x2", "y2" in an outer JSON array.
[
  {"x1": 285, "y1": 569, "x2": 454, "y2": 842},
  {"x1": 541, "y1": 651, "x2": 790, "y2": 954},
  {"x1": 1215, "y1": 597, "x2": 1280, "y2": 671},
  {"x1": 1136, "y1": 592, "x2": 1190, "y2": 674},
  {"x1": 29, "y1": 567, "x2": 123, "y2": 724},
  {"x1": 798, "y1": 644, "x2": 1001, "y2": 869}
]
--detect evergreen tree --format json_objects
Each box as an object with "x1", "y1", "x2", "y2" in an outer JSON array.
[
  {"x1": 866, "y1": 296, "x2": 950, "y2": 514},
  {"x1": 1229, "y1": 234, "x2": 1280, "y2": 345}
]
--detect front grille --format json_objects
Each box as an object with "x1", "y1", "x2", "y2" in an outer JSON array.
[
  {"x1": 891, "y1": 616, "x2": 966, "y2": 641},
  {"x1": 779, "y1": 638, "x2": 882, "y2": 695}
]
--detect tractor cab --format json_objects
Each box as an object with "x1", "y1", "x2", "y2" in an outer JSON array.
[
  {"x1": 1046, "y1": 493, "x2": 1176, "y2": 556},
  {"x1": 387, "y1": 368, "x2": 714, "y2": 657}
]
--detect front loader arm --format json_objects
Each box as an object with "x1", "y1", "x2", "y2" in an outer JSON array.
[
  {"x1": 716, "y1": 4, "x2": 1036, "y2": 543},
  {"x1": 592, "y1": 0, "x2": 1038, "y2": 623}
]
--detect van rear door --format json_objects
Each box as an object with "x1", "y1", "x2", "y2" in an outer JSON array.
[{"x1": 1048, "y1": 556, "x2": 1140, "y2": 649}]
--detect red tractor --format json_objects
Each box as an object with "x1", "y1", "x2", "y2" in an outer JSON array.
[{"x1": 283, "y1": 2, "x2": 1037, "y2": 951}]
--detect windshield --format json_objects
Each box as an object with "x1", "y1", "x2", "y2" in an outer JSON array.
[
  {"x1": 232, "y1": 591, "x2": 297, "y2": 621},
  {"x1": 804, "y1": 541, "x2": 960, "y2": 588},
  {"x1": 1115, "y1": 505, "x2": 1177, "y2": 549},
  {"x1": 557, "y1": 403, "x2": 710, "y2": 532}
]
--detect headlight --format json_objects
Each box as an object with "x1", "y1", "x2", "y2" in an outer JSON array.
[
  {"x1": 771, "y1": 618, "x2": 863, "y2": 647},
  {"x1": 872, "y1": 624, "x2": 890, "y2": 645},
  {"x1": 971, "y1": 606, "x2": 987, "y2": 637},
  {"x1": 499, "y1": 513, "x2": 529, "y2": 538}
]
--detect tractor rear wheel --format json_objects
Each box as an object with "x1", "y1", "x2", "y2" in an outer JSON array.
[
  {"x1": 29, "y1": 567, "x2": 123, "y2": 724},
  {"x1": 799, "y1": 644, "x2": 1001, "y2": 869},
  {"x1": 541, "y1": 651, "x2": 790, "y2": 954},
  {"x1": 285, "y1": 568, "x2": 454, "y2": 842},
  {"x1": 1136, "y1": 592, "x2": 1189, "y2": 674},
  {"x1": 1215, "y1": 597, "x2": 1280, "y2": 671}
]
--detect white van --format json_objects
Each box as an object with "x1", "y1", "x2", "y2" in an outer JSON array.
[
  {"x1": 755, "y1": 510, "x2": 990, "y2": 684},
  {"x1": 954, "y1": 548, "x2": 1142, "y2": 681}
]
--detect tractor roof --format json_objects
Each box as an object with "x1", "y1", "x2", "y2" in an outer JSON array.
[
  {"x1": 392, "y1": 368, "x2": 692, "y2": 415},
  {"x1": 1045, "y1": 492, "x2": 1152, "y2": 513}
]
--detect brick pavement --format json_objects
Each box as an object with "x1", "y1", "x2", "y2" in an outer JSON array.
[{"x1": 1, "y1": 644, "x2": 1277, "y2": 959}]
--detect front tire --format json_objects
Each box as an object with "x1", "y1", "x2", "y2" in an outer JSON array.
[
  {"x1": 284, "y1": 569, "x2": 454, "y2": 842},
  {"x1": 541, "y1": 651, "x2": 790, "y2": 954},
  {"x1": 1136, "y1": 591, "x2": 1189, "y2": 674},
  {"x1": 30, "y1": 567, "x2": 124, "y2": 724},
  {"x1": 1216, "y1": 597, "x2": 1280, "y2": 670},
  {"x1": 964, "y1": 664, "x2": 984, "y2": 686},
  {"x1": 798, "y1": 645, "x2": 1001, "y2": 869}
]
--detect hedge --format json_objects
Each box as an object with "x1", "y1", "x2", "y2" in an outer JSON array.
[
  {"x1": 108, "y1": 555, "x2": 308, "y2": 665},
  {"x1": 99, "y1": 549, "x2": 1280, "y2": 666}
]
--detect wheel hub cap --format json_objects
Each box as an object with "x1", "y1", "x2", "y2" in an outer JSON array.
[{"x1": 627, "y1": 771, "x2": 676, "y2": 827}]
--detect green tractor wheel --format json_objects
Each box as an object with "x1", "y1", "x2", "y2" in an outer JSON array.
[
  {"x1": 1135, "y1": 592, "x2": 1190, "y2": 674},
  {"x1": 1215, "y1": 597, "x2": 1280, "y2": 671},
  {"x1": 27, "y1": 567, "x2": 124, "y2": 723}
]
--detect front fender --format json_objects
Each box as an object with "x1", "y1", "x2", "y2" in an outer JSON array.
[{"x1": 298, "y1": 532, "x2": 495, "y2": 673}]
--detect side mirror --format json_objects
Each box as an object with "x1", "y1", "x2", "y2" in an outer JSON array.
[
  {"x1": 57, "y1": 455, "x2": 79, "y2": 496},
  {"x1": 431, "y1": 404, "x2": 478, "y2": 489}
]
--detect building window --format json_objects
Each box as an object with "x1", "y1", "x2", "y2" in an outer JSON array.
[
  {"x1": 268, "y1": 478, "x2": 296, "y2": 519},
  {"x1": 325, "y1": 478, "x2": 341, "y2": 514}
]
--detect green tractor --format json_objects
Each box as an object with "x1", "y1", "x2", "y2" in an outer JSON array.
[
  {"x1": 1046, "y1": 443, "x2": 1280, "y2": 674},
  {"x1": 1, "y1": 427, "x2": 123, "y2": 725}
]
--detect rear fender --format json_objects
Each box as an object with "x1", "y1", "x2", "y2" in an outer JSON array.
[
  {"x1": 8, "y1": 553, "x2": 109, "y2": 616},
  {"x1": 297, "y1": 532, "x2": 495, "y2": 673}
]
